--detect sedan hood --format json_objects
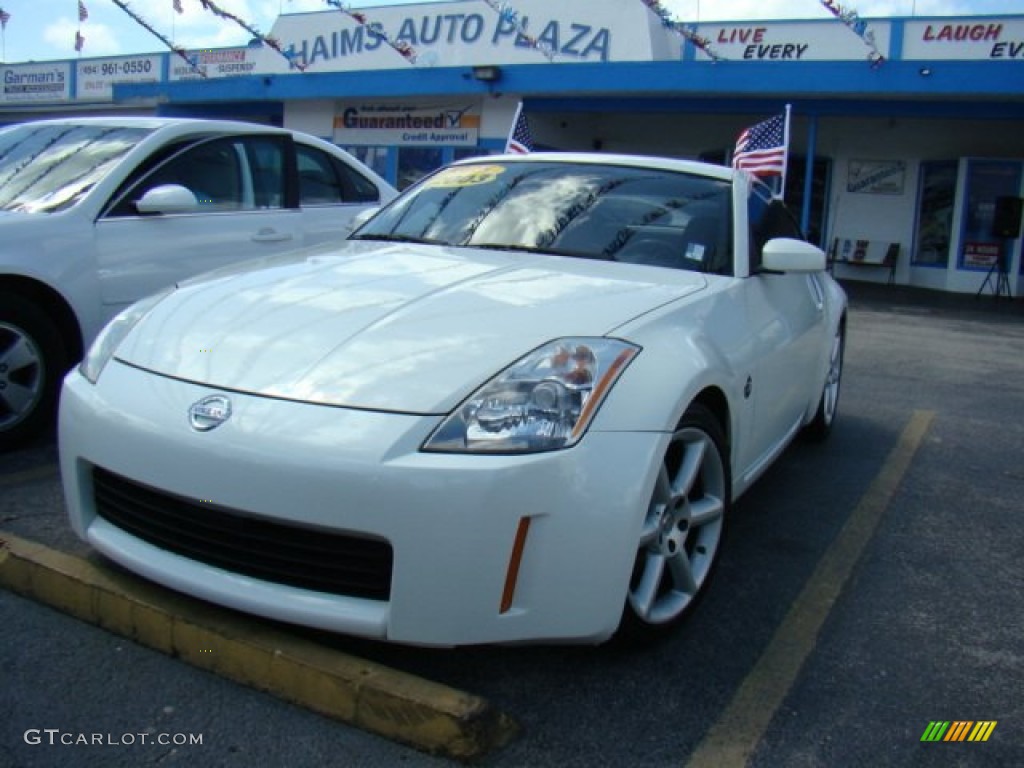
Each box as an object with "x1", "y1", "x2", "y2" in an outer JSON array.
[{"x1": 116, "y1": 241, "x2": 705, "y2": 413}]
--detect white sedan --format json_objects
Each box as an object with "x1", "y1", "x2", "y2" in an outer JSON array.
[
  {"x1": 60, "y1": 154, "x2": 846, "y2": 647},
  {"x1": 0, "y1": 116, "x2": 396, "y2": 448}
]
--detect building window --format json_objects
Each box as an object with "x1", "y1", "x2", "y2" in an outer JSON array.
[
  {"x1": 784, "y1": 155, "x2": 831, "y2": 247},
  {"x1": 958, "y1": 160, "x2": 1022, "y2": 271},
  {"x1": 913, "y1": 161, "x2": 957, "y2": 267},
  {"x1": 343, "y1": 146, "x2": 390, "y2": 181},
  {"x1": 397, "y1": 147, "x2": 443, "y2": 190}
]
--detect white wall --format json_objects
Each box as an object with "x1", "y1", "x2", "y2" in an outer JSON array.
[{"x1": 283, "y1": 100, "x2": 335, "y2": 140}]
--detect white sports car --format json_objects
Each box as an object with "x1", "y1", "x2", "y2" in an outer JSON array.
[{"x1": 60, "y1": 154, "x2": 846, "y2": 647}]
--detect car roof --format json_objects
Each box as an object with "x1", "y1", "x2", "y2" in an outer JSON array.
[
  {"x1": 8, "y1": 115, "x2": 289, "y2": 136},
  {"x1": 459, "y1": 151, "x2": 738, "y2": 183}
]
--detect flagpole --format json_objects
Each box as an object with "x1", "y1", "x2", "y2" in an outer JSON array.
[
  {"x1": 779, "y1": 103, "x2": 792, "y2": 200},
  {"x1": 508, "y1": 101, "x2": 523, "y2": 147}
]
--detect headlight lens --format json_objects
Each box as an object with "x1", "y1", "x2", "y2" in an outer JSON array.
[
  {"x1": 423, "y1": 338, "x2": 639, "y2": 454},
  {"x1": 79, "y1": 288, "x2": 173, "y2": 384}
]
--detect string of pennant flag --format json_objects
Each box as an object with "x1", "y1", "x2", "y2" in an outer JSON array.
[
  {"x1": 74, "y1": 0, "x2": 86, "y2": 53},
  {"x1": 0, "y1": 1, "x2": 888, "y2": 70},
  {"x1": 323, "y1": 1, "x2": 417, "y2": 64},
  {"x1": 194, "y1": 0, "x2": 305, "y2": 70},
  {"x1": 108, "y1": 1, "x2": 203, "y2": 76}
]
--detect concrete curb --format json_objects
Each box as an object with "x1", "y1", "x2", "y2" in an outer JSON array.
[{"x1": 0, "y1": 530, "x2": 518, "y2": 761}]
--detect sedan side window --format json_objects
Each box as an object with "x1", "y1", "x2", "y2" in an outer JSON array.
[
  {"x1": 137, "y1": 138, "x2": 244, "y2": 211},
  {"x1": 296, "y1": 144, "x2": 380, "y2": 206},
  {"x1": 106, "y1": 136, "x2": 283, "y2": 217}
]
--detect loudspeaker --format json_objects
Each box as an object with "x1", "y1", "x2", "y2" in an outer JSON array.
[{"x1": 992, "y1": 196, "x2": 1023, "y2": 238}]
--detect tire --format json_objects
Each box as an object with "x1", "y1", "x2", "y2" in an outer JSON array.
[
  {"x1": 619, "y1": 402, "x2": 731, "y2": 641},
  {"x1": 0, "y1": 292, "x2": 68, "y2": 451},
  {"x1": 803, "y1": 321, "x2": 845, "y2": 442}
]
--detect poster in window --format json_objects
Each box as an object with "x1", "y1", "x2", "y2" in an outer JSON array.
[
  {"x1": 962, "y1": 242, "x2": 1000, "y2": 268},
  {"x1": 848, "y1": 159, "x2": 906, "y2": 195}
]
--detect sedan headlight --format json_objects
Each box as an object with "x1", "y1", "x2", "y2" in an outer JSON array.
[
  {"x1": 79, "y1": 288, "x2": 173, "y2": 384},
  {"x1": 423, "y1": 338, "x2": 639, "y2": 454}
]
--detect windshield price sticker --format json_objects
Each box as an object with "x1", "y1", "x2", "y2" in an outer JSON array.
[{"x1": 426, "y1": 165, "x2": 506, "y2": 188}]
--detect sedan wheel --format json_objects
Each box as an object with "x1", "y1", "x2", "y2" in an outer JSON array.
[
  {"x1": 0, "y1": 292, "x2": 66, "y2": 450},
  {"x1": 624, "y1": 403, "x2": 730, "y2": 636}
]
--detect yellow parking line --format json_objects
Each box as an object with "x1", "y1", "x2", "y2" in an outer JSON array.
[
  {"x1": 0, "y1": 530, "x2": 518, "y2": 759},
  {"x1": 685, "y1": 410, "x2": 935, "y2": 768},
  {"x1": 0, "y1": 464, "x2": 59, "y2": 488}
]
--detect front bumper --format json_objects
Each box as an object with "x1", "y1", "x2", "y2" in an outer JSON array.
[{"x1": 60, "y1": 361, "x2": 666, "y2": 646}]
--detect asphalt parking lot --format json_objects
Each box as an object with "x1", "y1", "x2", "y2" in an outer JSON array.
[{"x1": 2, "y1": 279, "x2": 1022, "y2": 768}]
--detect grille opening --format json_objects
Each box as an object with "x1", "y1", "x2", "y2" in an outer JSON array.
[{"x1": 92, "y1": 466, "x2": 392, "y2": 601}]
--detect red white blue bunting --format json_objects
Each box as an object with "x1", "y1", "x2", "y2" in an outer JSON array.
[
  {"x1": 324, "y1": 1, "x2": 417, "y2": 64},
  {"x1": 111, "y1": 0, "x2": 204, "y2": 76},
  {"x1": 638, "y1": 0, "x2": 725, "y2": 62},
  {"x1": 75, "y1": 1, "x2": 88, "y2": 52},
  {"x1": 819, "y1": 0, "x2": 885, "y2": 67},
  {"x1": 480, "y1": 0, "x2": 556, "y2": 61},
  {"x1": 197, "y1": 0, "x2": 305, "y2": 71}
]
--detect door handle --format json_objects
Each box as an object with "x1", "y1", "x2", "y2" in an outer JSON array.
[{"x1": 251, "y1": 228, "x2": 294, "y2": 243}]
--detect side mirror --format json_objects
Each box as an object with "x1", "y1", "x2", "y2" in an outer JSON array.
[
  {"x1": 135, "y1": 184, "x2": 200, "y2": 214},
  {"x1": 762, "y1": 237, "x2": 826, "y2": 273}
]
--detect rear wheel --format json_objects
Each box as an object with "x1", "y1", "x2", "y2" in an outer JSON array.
[
  {"x1": 621, "y1": 402, "x2": 730, "y2": 639},
  {"x1": 803, "y1": 321, "x2": 845, "y2": 442},
  {"x1": 0, "y1": 292, "x2": 67, "y2": 451}
]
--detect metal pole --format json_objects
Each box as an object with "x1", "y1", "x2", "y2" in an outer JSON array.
[{"x1": 801, "y1": 113, "x2": 818, "y2": 239}]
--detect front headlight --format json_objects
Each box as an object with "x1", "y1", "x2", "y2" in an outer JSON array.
[
  {"x1": 79, "y1": 288, "x2": 173, "y2": 384},
  {"x1": 423, "y1": 338, "x2": 639, "y2": 454}
]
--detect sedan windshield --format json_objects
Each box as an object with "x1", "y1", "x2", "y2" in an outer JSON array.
[
  {"x1": 0, "y1": 123, "x2": 153, "y2": 213},
  {"x1": 355, "y1": 160, "x2": 733, "y2": 274}
]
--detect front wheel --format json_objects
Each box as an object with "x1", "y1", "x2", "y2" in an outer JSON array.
[
  {"x1": 621, "y1": 402, "x2": 730, "y2": 640},
  {"x1": 0, "y1": 292, "x2": 67, "y2": 451}
]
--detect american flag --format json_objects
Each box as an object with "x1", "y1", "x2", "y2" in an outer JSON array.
[
  {"x1": 78, "y1": 0, "x2": 88, "y2": 22},
  {"x1": 732, "y1": 112, "x2": 788, "y2": 178},
  {"x1": 0, "y1": 7, "x2": 11, "y2": 29},
  {"x1": 173, "y1": 0, "x2": 184, "y2": 13},
  {"x1": 505, "y1": 103, "x2": 533, "y2": 154}
]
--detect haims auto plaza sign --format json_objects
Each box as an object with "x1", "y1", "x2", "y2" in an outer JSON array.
[{"x1": 260, "y1": 0, "x2": 660, "y2": 72}]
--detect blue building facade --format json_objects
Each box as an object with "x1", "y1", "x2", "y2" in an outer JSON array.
[{"x1": 2, "y1": 1, "x2": 1023, "y2": 294}]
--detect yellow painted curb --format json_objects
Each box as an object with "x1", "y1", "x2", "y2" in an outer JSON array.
[{"x1": 0, "y1": 530, "x2": 518, "y2": 760}]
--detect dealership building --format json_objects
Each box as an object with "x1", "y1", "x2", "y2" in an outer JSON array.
[{"x1": 2, "y1": 0, "x2": 1023, "y2": 295}]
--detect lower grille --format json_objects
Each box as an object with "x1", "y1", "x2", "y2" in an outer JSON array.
[{"x1": 92, "y1": 466, "x2": 392, "y2": 601}]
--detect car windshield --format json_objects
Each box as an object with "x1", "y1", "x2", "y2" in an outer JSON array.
[
  {"x1": 0, "y1": 123, "x2": 153, "y2": 213},
  {"x1": 354, "y1": 160, "x2": 733, "y2": 274}
]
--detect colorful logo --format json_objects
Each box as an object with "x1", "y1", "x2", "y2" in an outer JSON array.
[{"x1": 920, "y1": 721, "x2": 997, "y2": 742}]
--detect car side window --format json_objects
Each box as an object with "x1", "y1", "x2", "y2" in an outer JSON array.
[
  {"x1": 296, "y1": 144, "x2": 380, "y2": 206},
  {"x1": 105, "y1": 135, "x2": 289, "y2": 217},
  {"x1": 748, "y1": 189, "x2": 804, "y2": 271},
  {"x1": 241, "y1": 137, "x2": 286, "y2": 210},
  {"x1": 138, "y1": 137, "x2": 244, "y2": 211}
]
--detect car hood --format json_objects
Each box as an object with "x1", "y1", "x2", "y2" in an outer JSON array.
[{"x1": 116, "y1": 241, "x2": 706, "y2": 413}]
